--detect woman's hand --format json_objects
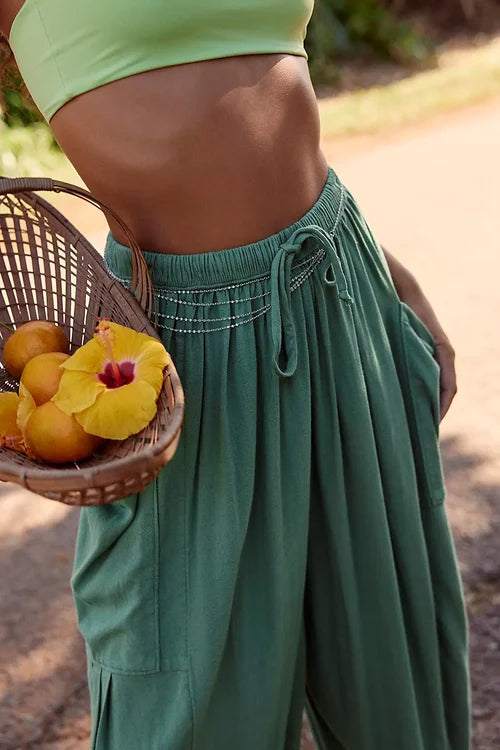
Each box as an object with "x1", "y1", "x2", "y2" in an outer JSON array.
[{"x1": 382, "y1": 247, "x2": 457, "y2": 422}]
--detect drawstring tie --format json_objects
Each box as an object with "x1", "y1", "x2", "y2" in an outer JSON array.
[{"x1": 271, "y1": 224, "x2": 353, "y2": 378}]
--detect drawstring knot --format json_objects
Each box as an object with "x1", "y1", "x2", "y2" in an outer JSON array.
[{"x1": 271, "y1": 224, "x2": 353, "y2": 378}]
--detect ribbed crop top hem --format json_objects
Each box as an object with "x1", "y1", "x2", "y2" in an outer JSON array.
[{"x1": 9, "y1": 0, "x2": 313, "y2": 123}]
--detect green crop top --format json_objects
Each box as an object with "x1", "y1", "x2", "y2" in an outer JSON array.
[{"x1": 9, "y1": 0, "x2": 314, "y2": 123}]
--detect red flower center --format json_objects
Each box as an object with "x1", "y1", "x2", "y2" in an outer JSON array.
[{"x1": 98, "y1": 360, "x2": 135, "y2": 388}]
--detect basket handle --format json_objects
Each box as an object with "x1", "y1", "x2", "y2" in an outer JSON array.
[{"x1": 0, "y1": 176, "x2": 155, "y2": 321}]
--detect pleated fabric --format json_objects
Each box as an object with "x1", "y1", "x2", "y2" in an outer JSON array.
[{"x1": 71, "y1": 166, "x2": 470, "y2": 750}]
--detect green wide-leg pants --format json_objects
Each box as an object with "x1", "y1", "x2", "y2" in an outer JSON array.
[{"x1": 71, "y1": 167, "x2": 470, "y2": 749}]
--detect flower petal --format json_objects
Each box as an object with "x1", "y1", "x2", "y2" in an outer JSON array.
[
  {"x1": 104, "y1": 322, "x2": 169, "y2": 379},
  {"x1": 52, "y1": 370, "x2": 105, "y2": 415},
  {"x1": 61, "y1": 337, "x2": 107, "y2": 373},
  {"x1": 17, "y1": 383, "x2": 36, "y2": 435},
  {"x1": 133, "y1": 352, "x2": 168, "y2": 395},
  {"x1": 75, "y1": 379, "x2": 159, "y2": 439}
]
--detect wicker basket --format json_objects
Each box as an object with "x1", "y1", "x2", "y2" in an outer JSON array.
[{"x1": 0, "y1": 176, "x2": 184, "y2": 506}]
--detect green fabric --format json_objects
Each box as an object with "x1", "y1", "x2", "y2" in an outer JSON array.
[
  {"x1": 9, "y1": 0, "x2": 313, "y2": 122},
  {"x1": 72, "y1": 166, "x2": 470, "y2": 749}
]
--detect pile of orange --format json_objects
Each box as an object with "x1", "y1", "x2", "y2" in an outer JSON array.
[{"x1": 0, "y1": 321, "x2": 102, "y2": 464}]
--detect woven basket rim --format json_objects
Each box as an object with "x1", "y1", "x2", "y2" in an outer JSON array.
[{"x1": 0, "y1": 181, "x2": 185, "y2": 503}]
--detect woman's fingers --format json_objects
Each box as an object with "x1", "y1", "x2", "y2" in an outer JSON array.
[
  {"x1": 435, "y1": 340, "x2": 457, "y2": 422},
  {"x1": 380, "y1": 246, "x2": 458, "y2": 422}
]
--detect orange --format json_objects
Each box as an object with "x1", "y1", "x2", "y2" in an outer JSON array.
[
  {"x1": 24, "y1": 401, "x2": 102, "y2": 464},
  {"x1": 0, "y1": 392, "x2": 24, "y2": 449},
  {"x1": 3, "y1": 320, "x2": 69, "y2": 380},
  {"x1": 20, "y1": 351, "x2": 70, "y2": 405}
]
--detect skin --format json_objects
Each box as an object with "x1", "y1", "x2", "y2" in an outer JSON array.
[{"x1": 0, "y1": 1, "x2": 456, "y2": 419}]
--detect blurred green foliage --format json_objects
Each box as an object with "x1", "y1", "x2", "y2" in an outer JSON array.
[
  {"x1": 0, "y1": 59, "x2": 60, "y2": 149},
  {"x1": 306, "y1": 0, "x2": 434, "y2": 84},
  {"x1": 0, "y1": 119, "x2": 64, "y2": 176},
  {"x1": 0, "y1": 57, "x2": 43, "y2": 124},
  {"x1": 2, "y1": 86, "x2": 41, "y2": 127}
]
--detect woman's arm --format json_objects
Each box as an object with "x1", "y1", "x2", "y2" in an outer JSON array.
[{"x1": 382, "y1": 247, "x2": 457, "y2": 422}]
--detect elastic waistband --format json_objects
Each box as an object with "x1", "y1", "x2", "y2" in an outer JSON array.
[{"x1": 104, "y1": 166, "x2": 345, "y2": 289}]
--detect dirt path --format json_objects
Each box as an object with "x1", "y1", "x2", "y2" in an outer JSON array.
[{"x1": 1, "y1": 99, "x2": 499, "y2": 749}]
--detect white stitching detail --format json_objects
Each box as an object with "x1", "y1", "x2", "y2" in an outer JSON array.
[
  {"x1": 157, "y1": 304, "x2": 272, "y2": 334},
  {"x1": 151, "y1": 254, "x2": 322, "y2": 333},
  {"x1": 156, "y1": 302, "x2": 271, "y2": 324},
  {"x1": 106, "y1": 247, "x2": 324, "y2": 304}
]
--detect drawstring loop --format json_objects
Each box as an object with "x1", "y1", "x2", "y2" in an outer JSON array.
[{"x1": 271, "y1": 224, "x2": 353, "y2": 378}]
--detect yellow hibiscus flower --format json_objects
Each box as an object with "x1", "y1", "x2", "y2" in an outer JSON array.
[{"x1": 52, "y1": 320, "x2": 169, "y2": 440}]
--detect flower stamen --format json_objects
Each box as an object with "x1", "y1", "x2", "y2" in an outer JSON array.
[
  {"x1": 96, "y1": 324, "x2": 124, "y2": 387},
  {"x1": 98, "y1": 360, "x2": 135, "y2": 389}
]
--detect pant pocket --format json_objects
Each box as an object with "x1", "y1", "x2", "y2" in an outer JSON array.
[
  {"x1": 71, "y1": 479, "x2": 160, "y2": 674},
  {"x1": 398, "y1": 301, "x2": 446, "y2": 508}
]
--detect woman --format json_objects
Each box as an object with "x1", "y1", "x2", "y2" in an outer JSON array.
[{"x1": 0, "y1": 2, "x2": 470, "y2": 748}]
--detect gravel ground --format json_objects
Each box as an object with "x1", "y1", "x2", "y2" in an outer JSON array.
[{"x1": 1, "y1": 98, "x2": 499, "y2": 749}]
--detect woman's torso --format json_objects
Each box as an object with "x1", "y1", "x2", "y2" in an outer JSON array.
[{"x1": 1, "y1": 1, "x2": 328, "y2": 255}]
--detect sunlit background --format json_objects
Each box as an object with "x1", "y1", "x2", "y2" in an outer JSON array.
[{"x1": 1, "y1": 2, "x2": 499, "y2": 748}]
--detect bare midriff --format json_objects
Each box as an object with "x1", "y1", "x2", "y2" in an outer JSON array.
[
  {"x1": 2, "y1": 1, "x2": 328, "y2": 255},
  {"x1": 49, "y1": 55, "x2": 328, "y2": 255}
]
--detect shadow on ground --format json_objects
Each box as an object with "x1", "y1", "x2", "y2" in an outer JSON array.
[
  {"x1": 441, "y1": 435, "x2": 500, "y2": 750},
  {"x1": 0, "y1": 499, "x2": 88, "y2": 749}
]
